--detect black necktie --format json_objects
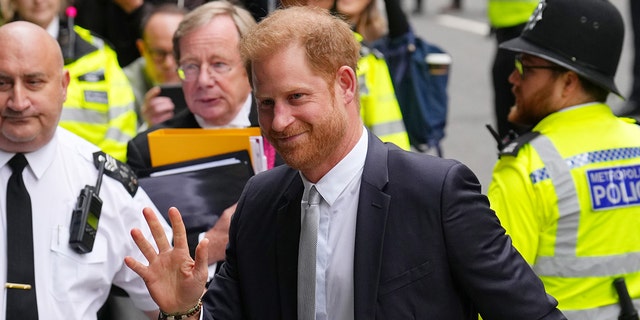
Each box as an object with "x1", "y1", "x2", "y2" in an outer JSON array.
[{"x1": 6, "y1": 154, "x2": 38, "y2": 319}]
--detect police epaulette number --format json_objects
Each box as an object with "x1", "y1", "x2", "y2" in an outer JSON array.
[
  {"x1": 92, "y1": 151, "x2": 138, "y2": 197},
  {"x1": 499, "y1": 131, "x2": 541, "y2": 157}
]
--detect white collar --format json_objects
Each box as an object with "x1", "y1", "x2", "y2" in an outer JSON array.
[
  {"x1": 0, "y1": 129, "x2": 59, "y2": 180},
  {"x1": 46, "y1": 16, "x2": 60, "y2": 39}
]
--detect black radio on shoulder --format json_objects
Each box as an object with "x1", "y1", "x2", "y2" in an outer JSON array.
[{"x1": 70, "y1": 155, "x2": 106, "y2": 254}]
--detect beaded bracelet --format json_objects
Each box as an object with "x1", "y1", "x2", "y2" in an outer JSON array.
[{"x1": 158, "y1": 300, "x2": 203, "y2": 320}]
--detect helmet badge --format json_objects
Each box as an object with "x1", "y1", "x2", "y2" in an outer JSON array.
[{"x1": 525, "y1": 0, "x2": 547, "y2": 31}]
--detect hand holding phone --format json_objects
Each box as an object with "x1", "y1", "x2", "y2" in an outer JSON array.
[
  {"x1": 158, "y1": 83, "x2": 187, "y2": 112},
  {"x1": 142, "y1": 85, "x2": 187, "y2": 125}
]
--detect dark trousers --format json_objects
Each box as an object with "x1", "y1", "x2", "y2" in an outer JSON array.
[
  {"x1": 97, "y1": 286, "x2": 147, "y2": 320},
  {"x1": 492, "y1": 23, "x2": 527, "y2": 138},
  {"x1": 630, "y1": 0, "x2": 640, "y2": 103}
]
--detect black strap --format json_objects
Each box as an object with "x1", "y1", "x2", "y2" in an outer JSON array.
[{"x1": 499, "y1": 131, "x2": 541, "y2": 157}]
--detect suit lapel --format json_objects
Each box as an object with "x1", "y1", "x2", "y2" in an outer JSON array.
[
  {"x1": 353, "y1": 133, "x2": 391, "y2": 319},
  {"x1": 275, "y1": 175, "x2": 304, "y2": 320}
]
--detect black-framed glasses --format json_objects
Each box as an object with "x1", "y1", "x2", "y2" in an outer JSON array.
[
  {"x1": 514, "y1": 54, "x2": 566, "y2": 78},
  {"x1": 177, "y1": 61, "x2": 234, "y2": 82},
  {"x1": 144, "y1": 42, "x2": 173, "y2": 63}
]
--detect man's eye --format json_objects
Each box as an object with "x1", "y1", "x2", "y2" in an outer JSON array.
[
  {"x1": 0, "y1": 79, "x2": 10, "y2": 90},
  {"x1": 212, "y1": 62, "x2": 231, "y2": 73},
  {"x1": 258, "y1": 99, "x2": 275, "y2": 109},
  {"x1": 26, "y1": 80, "x2": 45, "y2": 88}
]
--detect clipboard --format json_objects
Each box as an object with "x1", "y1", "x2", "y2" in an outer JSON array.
[{"x1": 138, "y1": 150, "x2": 254, "y2": 233}]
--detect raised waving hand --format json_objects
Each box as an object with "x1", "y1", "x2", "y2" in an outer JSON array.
[{"x1": 125, "y1": 207, "x2": 209, "y2": 315}]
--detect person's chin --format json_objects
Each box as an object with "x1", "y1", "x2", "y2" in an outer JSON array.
[
  {"x1": 199, "y1": 109, "x2": 232, "y2": 126},
  {"x1": 193, "y1": 102, "x2": 221, "y2": 114},
  {"x1": 2, "y1": 129, "x2": 38, "y2": 144},
  {"x1": 507, "y1": 105, "x2": 523, "y2": 125}
]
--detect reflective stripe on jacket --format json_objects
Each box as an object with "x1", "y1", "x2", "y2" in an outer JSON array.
[
  {"x1": 488, "y1": 103, "x2": 640, "y2": 318},
  {"x1": 60, "y1": 25, "x2": 137, "y2": 162},
  {"x1": 356, "y1": 33, "x2": 410, "y2": 150}
]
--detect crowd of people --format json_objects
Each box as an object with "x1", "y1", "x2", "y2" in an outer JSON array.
[{"x1": 1, "y1": 0, "x2": 639, "y2": 319}]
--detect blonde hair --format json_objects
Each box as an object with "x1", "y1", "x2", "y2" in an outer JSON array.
[
  {"x1": 351, "y1": 0, "x2": 387, "y2": 42},
  {"x1": 278, "y1": 0, "x2": 387, "y2": 43}
]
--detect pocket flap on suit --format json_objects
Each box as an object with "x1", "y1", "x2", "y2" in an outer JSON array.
[{"x1": 379, "y1": 260, "x2": 433, "y2": 296}]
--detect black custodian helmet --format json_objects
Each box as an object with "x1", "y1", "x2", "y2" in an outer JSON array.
[{"x1": 500, "y1": 0, "x2": 624, "y2": 97}]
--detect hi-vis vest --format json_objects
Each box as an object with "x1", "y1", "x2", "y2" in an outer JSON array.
[
  {"x1": 528, "y1": 134, "x2": 640, "y2": 319},
  {"x1": 356, "y1": 33, "x2": 410, "y2": 150},
  {"x1": 59, "y1": 24, "x2": 137, "y2": 162},
  {"x1": 487, "y1": 0, "x2": 539, "y2": 28},
  {"x1": 488, "y1": 104, "x2": 640, "y2": 319}
]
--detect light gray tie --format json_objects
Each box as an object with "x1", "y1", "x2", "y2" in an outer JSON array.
[{"x1": 298, "y1": 185, "x2": 321, "y2": 320}]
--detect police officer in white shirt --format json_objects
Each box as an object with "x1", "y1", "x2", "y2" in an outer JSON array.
[{"x1": 0, "y1": 21, "x2": 170, "y2": 319}]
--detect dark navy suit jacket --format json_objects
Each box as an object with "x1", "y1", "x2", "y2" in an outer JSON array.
[{"x1": 201, "y1": 131, "x2": 566, "y2": 320}]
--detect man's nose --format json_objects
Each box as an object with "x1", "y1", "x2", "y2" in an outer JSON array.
[
  {"x1": 7, "y1": 83, "x2": 30, "y2": 111},
  {"x1": 270, "y1": 102, "x2": 295, "y2": 131}
]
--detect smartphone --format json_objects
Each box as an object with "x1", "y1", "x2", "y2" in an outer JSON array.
[{"x1": 158, "y1": 83, "x2": 187, "y2": 114}]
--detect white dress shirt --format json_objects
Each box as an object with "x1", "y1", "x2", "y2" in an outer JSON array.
[
  {"x1": 0, "y1": 127, "x2": 170, "y2": 319},
  {"x1": 300, "y1": 128, "x2": 368, "y2": 320}
]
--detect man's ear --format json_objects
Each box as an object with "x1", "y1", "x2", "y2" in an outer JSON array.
[
  {"x1": 561, "y1": 71, "x2": 581, "y2": 97},
  {"x1": 61, "y1": 69, "x2": 70, "y2": 102},
  {"x1": 135, "y1": 38, "x2": 145, "y2": 56},
  {"x1": 336, "y1": 66, "x2": 357, "y2": 105}
]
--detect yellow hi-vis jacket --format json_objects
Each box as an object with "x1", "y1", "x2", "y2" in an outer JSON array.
[
  {"x1": 488, "y1": 103, "x2": 640, "y2": 318},
  {"x1": 356, "y1": 33, "x2": 410, "y2": 150},
  {"x1": 60, "y1": 25, "x2": 137, "y2": 162},
  {"x1": 488, "y1": 0, "x2": 539, "y2": 28}
]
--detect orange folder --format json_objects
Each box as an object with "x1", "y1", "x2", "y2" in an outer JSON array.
[{"x1": 147, "y1": 128, "x2": 262, "y2": 167}]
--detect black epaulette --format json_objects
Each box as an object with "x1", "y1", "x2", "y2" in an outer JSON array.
[
  {"x1": 92, "y1": 151, "x2": 138, "y2": 197},
  {"x1": 499, "y1": 131, "x2": 541, "y2": 157}
]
